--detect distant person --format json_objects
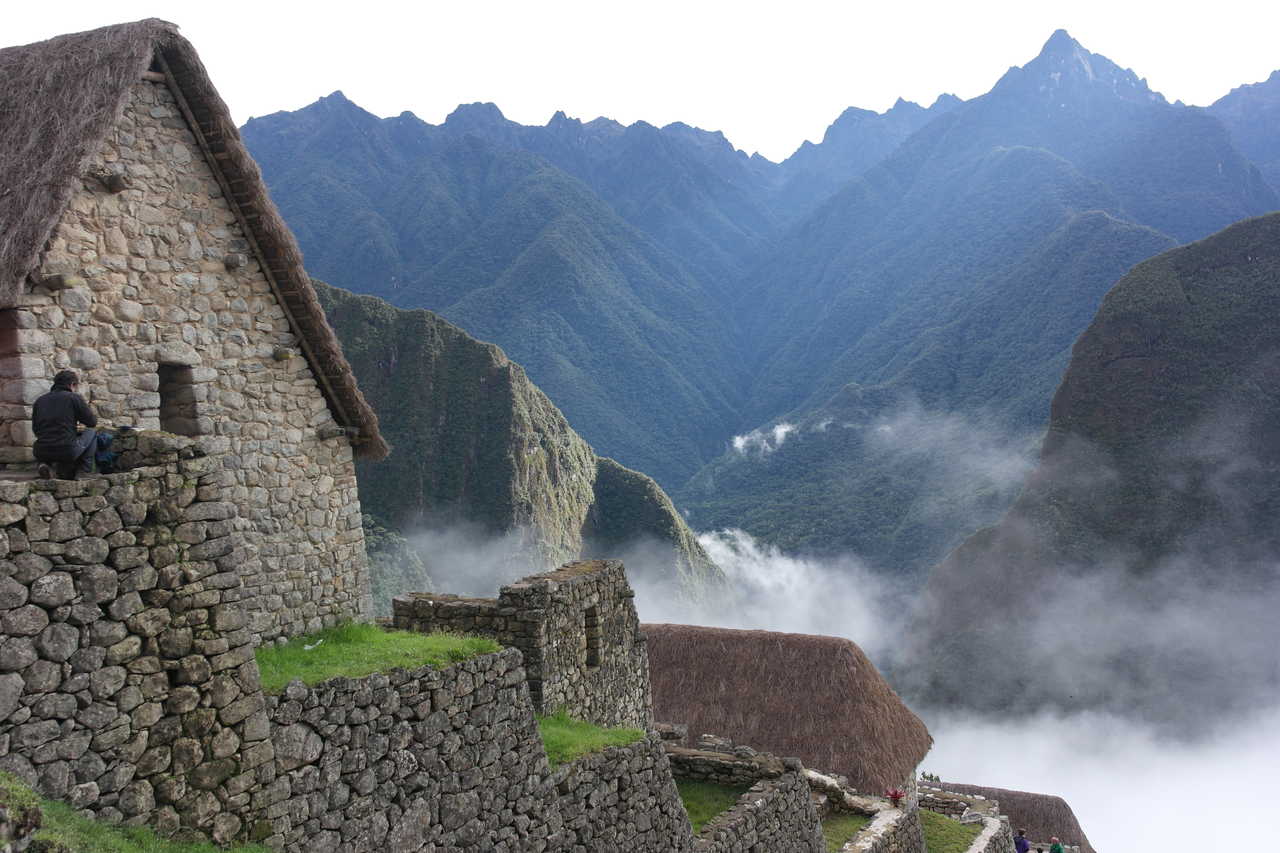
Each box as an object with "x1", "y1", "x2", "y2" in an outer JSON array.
[
  {"x1": 1015, "y1": 829, "x2": 1031, "y2": 853},
  {"x1": 32, "y1": 369, "x2": 97, "y2": 479},
  {"x1": 1049, "y1": 838, "x2": 1065, "y2": 853}
]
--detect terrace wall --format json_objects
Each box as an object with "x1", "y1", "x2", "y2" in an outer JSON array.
[
  {"x1": 694, "y1": 772, "x2": 823, "y2": 853},
  {"x1": 552, "y1": 733, "x2": 692, "y2": 851},
  {"x1": 842, "y1": 807, "x2": 924, "y2": 853},
  {"x1": 0, "y1": 439, "x2": 271, "y2": 842},
  {"x1": 250, "y1": 647, "x2": 563, "y2": 853},
  {"x1": 391, "y1": 560, "x2": 651, "y2": 729}
]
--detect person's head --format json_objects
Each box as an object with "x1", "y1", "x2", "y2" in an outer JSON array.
[
  {"x1": 1017, "y1": 829, "x2": 1026, "y2": 838},
  {"x1": 1050, "y1": 838, "x2": 1060, "y2": 845},
  {"x1": 53, "y1": 369, "x2": 79, "y2": 389}
]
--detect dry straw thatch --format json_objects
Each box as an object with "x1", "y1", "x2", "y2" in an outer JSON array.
[
  {"x1": 644, "y1": 623, "x2": 932, "y2": 792},
  {"x1": 939, "y1": 782, "x2": 1095, "y2": 853},
  {"x1": 0, "y1": 20, "x2": 387, "y2": 458}
]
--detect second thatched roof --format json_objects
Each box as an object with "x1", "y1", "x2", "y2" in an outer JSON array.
[
  {"x1": 644, "y1": 623, "x2": 932, "y2": 792},
  {"x1": 939, "y1": 782, "x2": 1095, "y2": 853},
  {"x1": 0, "y1": 19, "x2": 386, "y2": 458}
]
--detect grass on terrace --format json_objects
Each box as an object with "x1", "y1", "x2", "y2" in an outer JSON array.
[
  {"x1": 536, "y1": 711, "x2": 645, "y2": 768},
  {"x1": 254, "y1": 622, "x2": 499, "y2": 693},
  {"x1": 674, "y1": 779, "x2": 749, "y2": 834},
  {"x1": 920, "y1": 808, "x2": 983, "y2": 853},
  {"x1": 0, "y1": 772, "x2": 271, "y2": 853},
  {"x1": 822, "y1": 811, "x2": 873, "y2": 851}
]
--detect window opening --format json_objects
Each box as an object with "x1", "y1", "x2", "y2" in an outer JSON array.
[
  {"x1": 584, "y1": 605, "x2": 601, "y2": 669},
  {"x1": 157, "y1": 363, "x2": 199, "y2": 436}
]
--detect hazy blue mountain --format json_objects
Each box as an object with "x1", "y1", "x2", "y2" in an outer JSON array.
[
  {"x1": 244, "y1": 96, "x2": 746, "y2": 487},
  {"x1": 1209, "y1": 69, "x2": 1280, "y2": 192},
  {"x1": 246, "y1": 30, "x2": 1279, "y2": 575},
  {"x1": 775, "y1": 94, "x2": 962, "y2": 217},
  {"x1": 680, "y1": 30, "x2": 1276, "y2": 572}
]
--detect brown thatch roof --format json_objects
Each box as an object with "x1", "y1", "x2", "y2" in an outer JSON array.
[
  {"x1": 644, "y1": 623, "x2": 932, "y2": 792},
  {"x1": 0, "y1": 20, "x2": 387, "y2": 458},
  {"x1": 939, "y1": 782, "x2": 1095, "y2": 853}
]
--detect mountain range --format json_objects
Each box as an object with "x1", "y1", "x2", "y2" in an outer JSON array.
[{"x1": 243, "y1": 30, "x2": 1280, "y2": 577}]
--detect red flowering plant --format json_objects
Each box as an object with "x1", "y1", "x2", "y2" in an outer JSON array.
[{"x1": 885, "y1": 788, "x2": 906, "y2": 807}]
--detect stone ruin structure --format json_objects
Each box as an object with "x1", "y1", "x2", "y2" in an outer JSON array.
[{"x1": 0, "y1": 19, "x2": 388, "y2": 642}]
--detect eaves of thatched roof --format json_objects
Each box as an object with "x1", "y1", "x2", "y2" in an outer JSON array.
[
  {"x1": 939, "y1": 782, "x2": 1095, "y2": 853},
  {"x1": 0, "y1": 19, "x2": 388, "y2": 458},
  {"x1": 644, "y1": 623, "x2": 932, "y2": 792}
]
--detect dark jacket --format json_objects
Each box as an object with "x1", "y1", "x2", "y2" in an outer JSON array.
[
  {"x1": 1015, "y1": 836, "x2": 1031, "y2": 853},
  {"x1": 32, "y1": 383, "x2": 97, "y2": 457}
]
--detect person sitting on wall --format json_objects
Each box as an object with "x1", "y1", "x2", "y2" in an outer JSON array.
[{"x1": 33, "y1": 369, "x2": 98, "y2": 480}]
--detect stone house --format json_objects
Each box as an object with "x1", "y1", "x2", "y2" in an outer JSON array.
[{"x1": 0, "y1": 19, "x2": 388, "y2": 640}]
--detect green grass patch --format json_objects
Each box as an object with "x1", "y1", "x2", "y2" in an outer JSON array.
[
  {"x1": 1, "y1": 772, "x2": 270, "y2": 853},
  {"x1": 536, "y1": 711, "x2": 645, "y2": 768},
  {"x1": 822, "y1": 811, "x2": 873, "y2": 851},
  {"x1": 921, "y1": 808, "x2": 983, "y2": 853},
  {"x1": 254, "y1": 622, "x2": 500, "y2": 693},
  {"x1": 675, "y1": 778, "x2": 749, "y2": 834}
]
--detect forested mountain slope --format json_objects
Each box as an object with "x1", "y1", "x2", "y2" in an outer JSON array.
[
  {"x1": 1209, "y1": 69, "x2": 1280, "y2": 192},
  {"x1": 314, "y1": 280, "x2": 721, "y2": 601},
  {"x1": 906, "y1": 212, "x2": 1280, "y2": 723},
  {"x1": 245, "y1": 97, "x2": 745, "y2": 487},
  {"x1": 247, "y1": 30, "x2": 1279, "y2": 576},
  {"x1": 680, "y1": 31, "x2": 1276, "y2": 571}
]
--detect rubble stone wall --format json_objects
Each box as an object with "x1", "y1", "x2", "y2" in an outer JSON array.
[
  {"x1": 693, "y1": 771, "x2": 823, "y2": 853},
  {"x1": 844, "y1": 807, "x2": 925, "y2": 853},
  {"x1": 552, "y1": 734, "x2": 693, "y2": 852},
  {"x1": 0, "y1": 441, "x2": 271, "y2": 843},
  {"x1": 392, "y1": 560, "x2": 651, "y2": 729},
  {"x1": 251, "y1": 648, "x2": 563, "y2": 853},
  {"x1": 0, "y1": 77, "x2": 368, "y2": 640}
]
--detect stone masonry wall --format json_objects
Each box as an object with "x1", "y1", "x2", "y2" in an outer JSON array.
[
  {"x1": 0, "y1": 76, "x2": 368, "y2": 640},
  {"x1": 552, "y1": 734, "x2": 693, "y2": 852},
  {"x1": 843, "y1": 807, "x2": 925, "y2": 853},
  {"x1": 694, "y1": 772, "x2": 823, "y2": 853},
  {"x1": 0, "y1": 440, "x2": 272, "y2": 843},
  {"x1": 250, "y1": 648, "x2": 563, "y2": 853},
  {"x1": 392, "y1": 560, "x2": 651, "y2": 729}
]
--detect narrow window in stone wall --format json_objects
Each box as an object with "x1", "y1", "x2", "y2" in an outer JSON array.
[
  {"x1": 157, "y1": 363, "x2": 199, "y2": 436},
  {"x1": 584, "y1": 605, "x2": 601, "y2": 669}
]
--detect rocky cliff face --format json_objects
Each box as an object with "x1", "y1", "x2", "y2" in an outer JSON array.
[
  {"x1": 314, "y1": 281, "x2": 721, "y2": 603},
  {"x1": 908, "y1": 212, "x2": 1280, "y2": 724}
]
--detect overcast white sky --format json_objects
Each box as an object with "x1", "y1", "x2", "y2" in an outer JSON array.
[{"x1": 7, "y1": 0, "x2": 1280, "y2": 161}]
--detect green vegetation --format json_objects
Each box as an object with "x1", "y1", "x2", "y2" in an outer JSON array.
[
  {"x1": 535, "y1": 711, "x2": 645, "y2": 768},
  {"x1": 0, "y1": 772, "x2": 270, "y2": 853},
  {"x1": 920, "y1": 808, "x2": 983, "y2": 853},
  {"x1": 822, "y1": 811, "x2": 873, "y2": 851},
  {"x1": 674, "y1": 779, "x2": 749, "y2": 834},
  {"x1": 254, "y1": 623, "x2": 498, "y2": 693}
]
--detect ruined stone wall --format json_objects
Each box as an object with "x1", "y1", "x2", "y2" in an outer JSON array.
[
  {"x1": 0, "y1": 441, "x2": 271, "y2": 842},
  {"x1": 693, "y1": 772, "x2": 823, "y2": 853},
  {"x1": 844, "y1": 807, "x2": 925, "y2": 853},
  {"x1": 0, "y1": 77, "x2": 368, "y2": 640},
  {"x1": 392, "y1": 560, "x2": 651, "y2": 729},
  {"x1": 552, "y1": 734, "x2": 693, "y2": 852},
  {"x1": 251, "y1": 648, "x2": 563, "y2": 853}
]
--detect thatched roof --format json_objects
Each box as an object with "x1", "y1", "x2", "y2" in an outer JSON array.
[
  {"x1": 939, "y1": 782, "x2": 1095, "y2": 853},
  {"x1": 644, "y1": 623, "x2": 932, "y2": 792},
  {"x1": 0, "y1": 20, "x2": 387, "y2": 458}
]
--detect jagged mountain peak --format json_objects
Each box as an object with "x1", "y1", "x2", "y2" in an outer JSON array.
[
  {"x1": 993, "y1": 29, "x2": 1166, "y2": 106},
  {"x1": 444, "y1": 101, "x2": 511, "y2": 130}
]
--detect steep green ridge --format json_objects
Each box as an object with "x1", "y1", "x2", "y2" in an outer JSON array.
[
  {"x1": 246, "y1": 99, "x2": 746, "y2": 488},
  {"x1": 314, "y1": 281, "x2": 720, "y2": 602},
  {"x1": 908, "y1": 212, "x2": 1280, "y2": 721}
]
